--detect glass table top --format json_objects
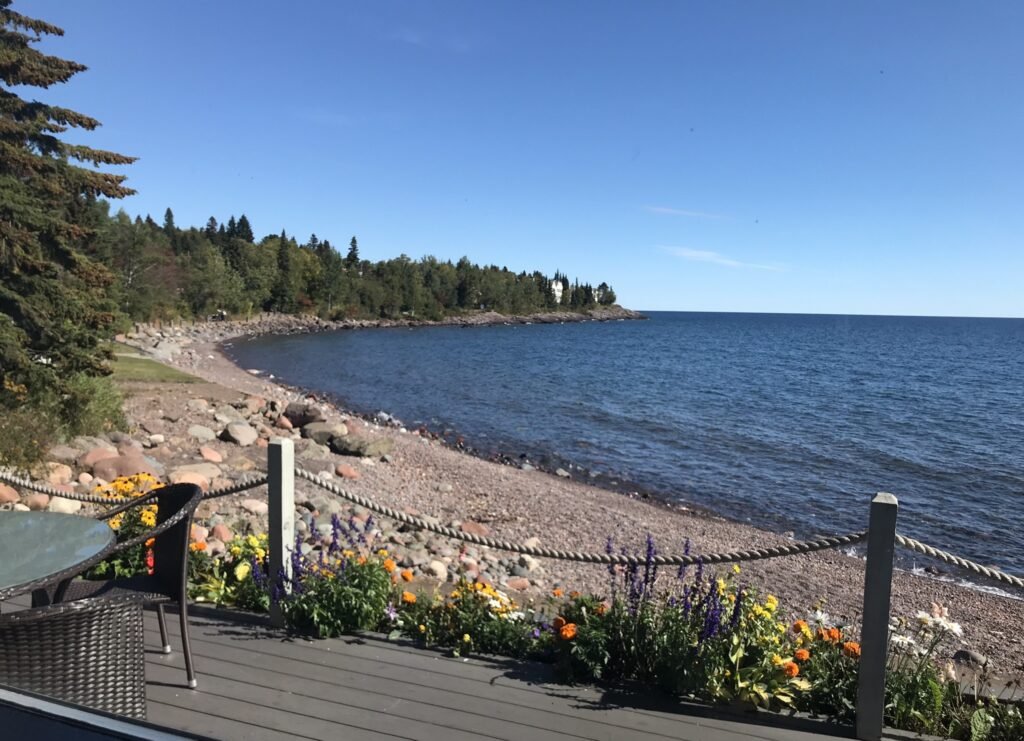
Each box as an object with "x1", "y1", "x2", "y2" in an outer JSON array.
[{"x1": 0, "y1": 511, "x2": 115, "y2": 596}]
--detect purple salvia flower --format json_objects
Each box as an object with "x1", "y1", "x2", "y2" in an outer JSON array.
[
  {"x1": 729, "y1": 589, "x2": 744, "y2": 631},
  {"x1": 677, "y1": 538, "x2": 692, "y2": 581}
]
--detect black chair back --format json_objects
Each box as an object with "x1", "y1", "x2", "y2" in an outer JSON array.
[{"x1": 149, "y1": 484, "x2": 203, "y2": 598}]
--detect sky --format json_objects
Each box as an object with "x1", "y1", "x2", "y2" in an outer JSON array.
[{"x1": 24, "y1": 1, "x2": 1024, "y2": 317}]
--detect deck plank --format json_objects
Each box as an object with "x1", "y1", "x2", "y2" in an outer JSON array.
[{"x1": 4, "y1": 595, "x2": 847, "y2": 740}]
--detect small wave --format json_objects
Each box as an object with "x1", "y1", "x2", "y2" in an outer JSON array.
[{"x1": 909, "y1": 566, "x2": 1024, "y2": 602}]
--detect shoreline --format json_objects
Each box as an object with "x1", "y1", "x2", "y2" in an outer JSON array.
[{"x1": 119, "y1": 315, "x2": 1024, "y2": 678}]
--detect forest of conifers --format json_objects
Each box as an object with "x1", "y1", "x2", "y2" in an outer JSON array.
[{"x1": 98, "y1": 207, "x2": 618, "y2": 323}]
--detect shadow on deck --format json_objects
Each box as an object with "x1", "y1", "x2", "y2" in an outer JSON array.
[{"x1": 144, "y1": 604, "x2": 857, "y2": 741}]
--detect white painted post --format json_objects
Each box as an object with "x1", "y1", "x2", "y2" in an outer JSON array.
[
  {"x1": 268, "y1": 438, "x2": 295, "y2": 628},
  {"x1": 856, "y1": 492, "x2": 899, "y2": 741}
]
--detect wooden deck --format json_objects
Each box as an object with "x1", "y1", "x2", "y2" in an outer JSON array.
[
  {"x1": 142, "y1": 605, "x2": 858, "y2": 741},
  {"x1": 5, "y1": 595, "x2": 870, "y2": 740}
]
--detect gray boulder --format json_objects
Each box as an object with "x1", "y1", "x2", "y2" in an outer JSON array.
[
  {"x1": 221, "y1": 422, "x2": 258, "y2": 447},
  {"x1": 301, "y1": 421, "x2": 348, "y2": 446},
  {"x1": 283, "y1": 402, "x2": 324, "y2": 428},
  {"x1": 329, "y1": 434, "x2": 393, "y2": 458},
  {"x1": 188, "y1": 425, "x2": 217, "y2": 442}
]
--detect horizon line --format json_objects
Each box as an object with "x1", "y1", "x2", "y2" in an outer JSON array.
[{"x1": 632, "y1": 309, "x2": 1024, "y2": 321}]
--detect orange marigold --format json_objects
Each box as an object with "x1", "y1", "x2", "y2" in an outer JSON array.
[
  {"x1": 794, "y1": 648, "x2": 810, "y2": 662},
  {"x1": 383, "y1": 558, "x2": 396, "y2": 573},
  {"x1": 569, "y1": 591, "x2": 581, "y2": 599},
  {"x1": 552, "y1": 616, "x2": 567, "y2": 631},
  {"x1": 842, "y1": 641, "x2": 861, "y2": 659},
  {"x1": 401, "y1": 591, "x2": 417, "y2": 604},
  {"x1": 401, "y1": 569, "x2": 414, "y2": 582},
  {"x1": 792, "y1": 620, "x2": 809, "y2": 635},
  {"x1": 783, "y1": 661, "x2": 800, "y2": 678},
  {"x1": 816, "y1": 627, "x2": 829, "y2": 642},
  {"x1": 357, "y1": 556, "x2": 367, "y2": 566},
  {"x1": 552, "y1": 588, "x2": 564, "y2": 598},
  {"x1": 595, "y1": 602, "x2": 608, "y2": 616},
  {"x1": 189, "y1": 541, "x2": 206, "y2": 552},
  {"x1": 559, "y1": 623, "x2": 577, "y2": 640},
  {"x1": 828, "y1": 627, "x2": 842, "y2": 644}
]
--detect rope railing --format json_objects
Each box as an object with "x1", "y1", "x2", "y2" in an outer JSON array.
[
  {"x1": 5, "y1": 464, "x2": 1023, "y2": 587},
  {"x1": 895, "y1": 533, "x2": 1024, "y2": 590},
  {"x1": 294, "y1": 466, "x2": 866, "y2": 566},
  {"x1": 0, "y1": 468, "x2": 267, "y2": 504}
]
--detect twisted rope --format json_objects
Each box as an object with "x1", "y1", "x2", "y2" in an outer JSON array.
[
  {"x1": 0, "y1": 468, "x2": 267, "y2": 504},
  {"x1": 895, "y1": 533, "x2": 1024, "y2": 590},
  {"x1": 294, "y1": 467, "x2": 866, "y2": 565}
]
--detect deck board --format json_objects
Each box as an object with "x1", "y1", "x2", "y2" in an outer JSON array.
[{"x1": 4, "y1": 596, "x2": 850, "y2": 740}]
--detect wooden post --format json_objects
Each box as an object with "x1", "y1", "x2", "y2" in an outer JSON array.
[
  {"x1": 268, "y1": 438, "x2": 295, "y2": 628},
  {"x1": 856, "y1": 492, "x2": 899, "y2": 741}
]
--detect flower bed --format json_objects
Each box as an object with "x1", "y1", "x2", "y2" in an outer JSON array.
[{"x1": 88, "y1": 478, "x2": 1023, "y2": 740}]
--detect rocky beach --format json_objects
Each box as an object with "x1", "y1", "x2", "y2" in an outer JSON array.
[{"x1": 2, "y1": 312, "x2": 1022, "y2": 680}]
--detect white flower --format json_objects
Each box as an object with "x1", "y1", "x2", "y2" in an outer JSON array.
[
  {"x1": 811, "y1": 609, "x2": 832, "y2": 626},
  {"x1": 915, "y1": 611, "x2": 935, "y2": 627},
  {"x1": 934, "y1": 617, "x2": 964, "y2": 639},
  {"x1": 890, "y1": 634, "x2": 916, "y2": 648}
]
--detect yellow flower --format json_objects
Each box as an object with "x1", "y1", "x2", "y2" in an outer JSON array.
[
  {"x1": 230, "y1": 546, "x2": 242, "y2": 558},
  {"x1": 234, "y1": 562, "x2": 251, "y2": 581},
  {"x1": 716, "y1": 578, "x2": 727, "y2": 596},
  {"x1": 731, "y1": 564, "x2": 741, "y2": 574},
  {"x1": 246, "y1": 534, "x2": 259, "y2": 548},
  {"x1": 140, "y1": 510, "x2": 157, "y2": 527},
  {"x1": 765, "y1": 595, "x2": 779, "y2": 612},
  {"x1": 418, "y1": 624, "x2": 426, "y2": 633},
  {"x1": 255, "y1": 548, "x2": 266, "y2": 560},
  {"x1": 462, "y1": 634, "x2": 471, "y2": 643},
  {"x1": 771, "y1": 654, "x2": 784, "y2": 666},
  {"x1": 377, "y1": 549, "x2": 389, "y2": 557}
]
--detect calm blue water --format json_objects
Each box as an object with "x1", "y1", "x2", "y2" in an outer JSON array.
[{"x1": 228, "y1": 313, "x2": 1024, "y2": 573}]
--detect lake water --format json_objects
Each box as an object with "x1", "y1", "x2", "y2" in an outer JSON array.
[{"x1": 227, "y1": 312, "x2": 1024, "y2": 573}]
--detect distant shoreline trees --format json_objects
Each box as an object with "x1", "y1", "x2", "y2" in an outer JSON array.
[{"x1": 91, "y1": 210, "x2": 621, "y2": 323}]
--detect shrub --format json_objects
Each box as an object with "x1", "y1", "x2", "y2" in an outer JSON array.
[
  {"x1": 275, "y1": 515, "x2": 393, "y2": 637},
  {"x1": 189, "y1": 533, "x2": 270, "y2": 612}
]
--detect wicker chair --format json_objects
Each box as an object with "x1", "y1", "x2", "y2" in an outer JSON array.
[
  {"x1": 0, "y1": 594, "x2": 147, "y2": 718},
  {"x1": 34, "y1": 483, "x2": 203, "y2": 689}
]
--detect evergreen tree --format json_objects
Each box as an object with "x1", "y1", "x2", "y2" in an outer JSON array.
[
  {"x1": 345, "y1": 236, "x2": 359, "y2": 268},
  {"x1": 163, "y1": 207, "x2": 175, "y2": 233},
  {"x1": 236, "y1": 214, "x2": 254, "y2": 243},
  {"x1": 270, "y1": 230, "x2": 295, "y2": 312},
  {"x1": 0, "y1": 0, "x2": 135, "y2": 465},
  {"x1": 226, "y1": 215, "x2": 237, "y2": 239},
  {"x1": 204, "y1": 216, "x2": 218, "y2": 239}
]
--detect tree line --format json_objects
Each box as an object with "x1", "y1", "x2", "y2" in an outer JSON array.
[{"x1": 95, "y1": 206, "x2": 618, "y2": 323}]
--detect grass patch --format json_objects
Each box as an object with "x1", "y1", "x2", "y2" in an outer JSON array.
[{"x1": 110, "y1": 354, "x2": 199, "y2": 383}]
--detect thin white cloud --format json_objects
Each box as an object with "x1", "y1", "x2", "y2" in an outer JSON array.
[
  {"x1": 645, "y1": 205, "x2": 722, "y2": 219},
  {"x1": 662, "y1": 246, "x2": 786, "y2": 272}
]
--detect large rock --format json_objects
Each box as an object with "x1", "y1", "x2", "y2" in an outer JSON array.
[
  {"x1": 301, "y1": 421, "x2": 348, "y2": 446},
  {"x1": 242, "y1": 396, "x2": 266, "y2": 415},
  {"x1": 507, "y1": 577, "x2": 531, "y2": 592},
  {"x1": 199, "y1": 446, "x2": 223, "y2": 463},
  {"x1": 221, "y1": 422, "x2": 257, "y2": 446},
  {"x1": 92, "y1": 454, "x2": 162, "y2": 482},
  {"x1": 46, "y1": 462, "x2": 73, "y2": 486},
  {"x1": 425, "y1": 560, "x2": 449, "y2": 580},
  {"x1": 335, "y1": 463, "x2": 360, "y2": 480},
  {"x1": 241, "y1": 498, "x2": 268, "y2": 516},
  {"x1": 0, "y1": 484, "x2": 19, "y2": 505},
  {"x1": 77, "y1": 446, "x2": 118, "y2": 471},
  {"x1": 329, "y1": 434, "x2": 393, "y2": 458},
  {"x1": 47, "y1": 445, "x2": 81, "y2": 464},
  {"x1": 26, "y1": 493, "x2": 49, "y2": 511},
  {"x1": 186, "y1": 398, "x2": 209, "y2": 413},
  {"x1": 283, "y1": 402, "x2": 324, "y2": 428},
  {"x1": 172, "y1": 462, "x2": 222, "y2": 481},
  {"x1": 460, "y1": 520, "x2": 491, "y2": 537},
  {"x1": 48, "y1": 497, "x2": 82, "y2": 515},
  {"x1": 188, "y1": 425, "x2": 217, "y2": 442}
]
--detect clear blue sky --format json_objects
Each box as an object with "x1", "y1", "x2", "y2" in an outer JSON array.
[{"x1": 27, "y1": 1, "x2": 1024, "y2": 317}]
